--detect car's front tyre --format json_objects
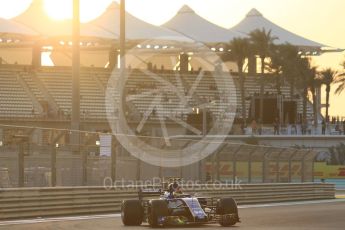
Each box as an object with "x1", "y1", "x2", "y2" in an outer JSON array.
[
  {"x1": 121, "y1": 200, "x2": 144, "y2": 226},
  {"x1": 148, "y1": 199, "x2": 169, "y2": 228},
  {"x1": 216, "y1": 198, "x2": 239, "y2": 227}
]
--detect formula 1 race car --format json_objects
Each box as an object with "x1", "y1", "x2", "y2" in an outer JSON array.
[{"x1": 121, "y1": 188, "x2": 240, "y2": 227}]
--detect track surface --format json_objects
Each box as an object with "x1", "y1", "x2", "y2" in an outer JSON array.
[{"x1": 1, "y1": 200, "x2": 344, "y2": 230}]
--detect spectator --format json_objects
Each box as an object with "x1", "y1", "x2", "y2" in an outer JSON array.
[
  {"x1": 321, "y1": 119, "x2": 326, "y2": 135},
  {"x1": 147, "y1": 62, "x2": 153, "y2": 70},
  {"x1": 206, "y1": 172, "x2": 211, "y2": 182},
  {"x1": 251, "y1": 119, "x2": 257, "y2": 135},
  {"x1": 301, "y1": 119, "x2": 307, "y2": 135},
  {"x1": 240, "y1": 119, "x2": 245, "y2": 135},
  {"x1": 273, "y1": 117, "x2": 279, "y2": 135},
  {"x1": 292, "y1": 122, "x2": 298, "y2": 135},
  {"x1": 257, "y1": 118, "x2": 262, "y2": 135},
  {"x1": 335, "y1": 122, "x2": 340, "y2": 133}
]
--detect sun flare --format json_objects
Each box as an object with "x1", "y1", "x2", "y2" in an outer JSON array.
[
  {"x1": 44, "y1": 0, "x2": 72, "y2": 20},
  {"x1": 44, "y1": 0, "x2": 113, "y2": 22}
]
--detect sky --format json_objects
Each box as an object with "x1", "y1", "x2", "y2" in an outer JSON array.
[{"x1": 0, "y1": 0, "x2": 344, "y2": 117}]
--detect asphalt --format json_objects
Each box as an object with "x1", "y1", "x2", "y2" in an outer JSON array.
[{"x1": 0, "y1": 199, "x2": 344, "y2": 230}]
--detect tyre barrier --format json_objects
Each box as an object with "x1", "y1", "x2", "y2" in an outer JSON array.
[{"x1": 0, "y1": 183, "x2": 335, "y2": 220}]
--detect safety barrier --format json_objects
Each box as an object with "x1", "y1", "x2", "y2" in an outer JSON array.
[{"x1": 0, "y1": 183, "x2": 335, "y2": 220}]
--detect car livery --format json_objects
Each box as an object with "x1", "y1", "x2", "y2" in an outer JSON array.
[{"x1": 121, "y1": 188, "x2": 240, "y2": 227}]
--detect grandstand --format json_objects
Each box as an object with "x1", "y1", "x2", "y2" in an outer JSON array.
[
  {"x1": 0, "y1": 1, "x2": 341, "y2": 186},
  {"x1": 0, "y1": 64, "x2": 314, "y2": 123}
]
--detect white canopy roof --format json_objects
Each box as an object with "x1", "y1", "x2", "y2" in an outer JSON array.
[
  {"x1": 0, "y1": 18, "x2": 38, "y2": 37},
  {"x1": 86, "y1": 2, "x2": 192, "y2": 43},
  {"x1": 12, "y1": 0, "x2": 70, "y2": 37},
  {"x1": 12, "y1": 0, "x2": 113, "y2": 39},
  {"x1": 0, "y1": 18, "x2": 37, "y2": 65},
  {"x1": 230, "y1": 8, "x2": 325, "y2": 48},
  {"x1": 163, "y1": 5, "x2": 243, "y2": 44}
]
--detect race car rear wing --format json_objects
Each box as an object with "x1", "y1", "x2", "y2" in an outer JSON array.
[{"x1": 138, "y1": 188, "x2": 163, "y2": 201}]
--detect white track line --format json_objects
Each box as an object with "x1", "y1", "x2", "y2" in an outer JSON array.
[
  {"x1": 0, "y1": 199, "x2": 344, "y2": 226},
  {"x1": 238, "y1": 198, "x2": 345, "y2": 208},
  {"x1": 0, "y1": 214, "x2": 120, "y2": 226}
]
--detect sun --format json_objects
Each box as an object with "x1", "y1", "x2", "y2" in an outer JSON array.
[
  {"x1": 44, "y1": 0, "x2": 72, "y2": 20},
  {"x1": 44, "y1": 0, "x2": 113, "y2": 22}
]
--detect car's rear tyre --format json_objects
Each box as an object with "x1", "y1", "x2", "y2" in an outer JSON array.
[
  {"x1": 216, "y1": 198, "x2": 238, "y2": 227},
  {"x1": 148, "y1": 199, "x2": 169, "y2": 228},
  {"x1": 121, "y1": 200, "x2": 143, "y2": 226}
]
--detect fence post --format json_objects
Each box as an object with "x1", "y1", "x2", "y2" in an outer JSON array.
[
  {"x1": 51, "y1": 145, "x2": 57, "y2": 187},
  {"x1": 216, "y1": 151, "x2": 220, "y2": 181},
  {"x1": 248, "y1": 148, "x2": 257, "y2": 183},
  {"x1": 262, "y1": 153, "x2": 268, "y2": 183},
  {"x1": 276, "y1": 149, "x2": 286, "y2": 183},
  {"x1": 136, "y1": 157, "x2": 141, "y2": 181},
  {"x1": 233, "y1": 155, "x2": 237, "y2": 183},
  {"x1": 262, "y1": 149, "x2": 271, "y2": 183},
  {"x1": 312, "y1": 159, "x2": 315, "y2": 182},
  {"x1": 212, "y1": 152, "x2": 216, "y2": 181},
  {"x1": 232, "y1": 146, "x2": 242, "y2": 183},
  {"x1": 18, "y1": 143, "x2": 24, "y2": 187},
  {"x1": 111, "y1": 140, "x2": 116, "y2": 182},
  {"x1": 179, "y1": 151, "x2": 183, "y2": 180},
  {"x1": 301, "y1": 150, "x2": 311, "y2": 182},
  {"x1": 198, "y1": 158, "x2": 203, "y2": 182},
  {"x1": 82, "y1": 149, "x2": 87, "y2": 186},
  {"x1": 301, "y1": 157, "x2": 305, "y2": 182},
  {"x1": 288, "y1": 150, "x2": 298, "y2": 183},
  {"x1": 288, "y1": 157, "x2": 292, "y2": 183}
]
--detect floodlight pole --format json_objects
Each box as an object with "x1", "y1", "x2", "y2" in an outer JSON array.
[{"x1": 71, "y1": 0, "x2": 80, "y2": 151}]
